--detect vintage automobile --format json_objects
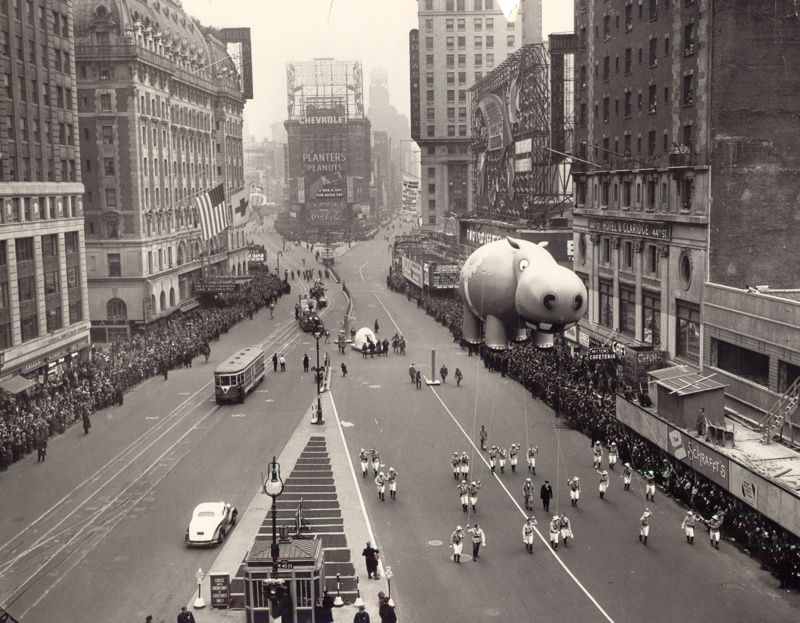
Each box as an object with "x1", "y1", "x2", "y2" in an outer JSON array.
[
  {"x1": 185, "y1": 501, "x2": 238, "y2": 546},
  {"x1": 298, "y1": 310, "x2": 324, "y2": 333}
]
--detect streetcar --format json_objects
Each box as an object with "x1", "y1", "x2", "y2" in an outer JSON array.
[{"x1": 214, "y1": 346, "x2": 266, "y2": 404}]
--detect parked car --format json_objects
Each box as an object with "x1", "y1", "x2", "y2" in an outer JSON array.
[{"x1": 185, "y1": 501, "x2": 238, "y2": 546}]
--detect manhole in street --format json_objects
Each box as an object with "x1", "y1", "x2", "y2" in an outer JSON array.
[
  {"x1": 341, "y1": 421, "x2": 355, "y2": 427},
  {"x1": 722, "y1": 583, "x2": 744, "y2": 591},
  {"x1": 484, "y1": 608, "x2": 501, "y2": 617},
  {"x1": 369, "y1": 385, "x2": 382, "y2": 389},
  {"x1": 264, "y1": 399, "x2": 274, "y2": 403},
  {"x1": 427, "y1": 539, "x2": 443, "y2": 547}
]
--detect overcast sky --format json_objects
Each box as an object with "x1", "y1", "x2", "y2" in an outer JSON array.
[{"x1": 183, "y1": 0, "x2": 574, "y2": 141}]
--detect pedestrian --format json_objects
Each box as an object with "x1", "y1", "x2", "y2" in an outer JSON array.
[
  {"x1": 639, "y1": 508, "x2": 652, "y2": 545},
  {"x1": 450, "y1": 525, "x2": 465, "y2": 563},
  {"x1": 509, "y1": 443, "x2": 519, "y2": 472},
  {"x1": 360, "y1": 448, "x2": 369, "y2": 478},
  {"x1": 522, "y1": 516, "x2": 537, "y2": 553},
  {"x1": 540, "y1": 480, "x2": 553, "y2": 512},
  {"x1": 681, "y1": 510, "x2": 698, "y2": 545},
  {"x1": 177, "y1": 606, "x2": 196, "y2": 623},
  {"x1": 527, "y1": 444, "x2": 539, "y2": 474},
  {"x1": 645, "y1": 470, "x2": 656, "y2": 501},
  {"x1": 549, "y1": 515, "x2": 561, "y2": 550},
  {"x1": 622, "y1": 462, "x2": 633, "y2": 491},
  {"x1": 386, "y1": 467, "x2": 398, "y2": 500},
  {"x1": 318, "y1": 590, "x2": 335, "y2": 623},
  {"x1": 375, "y1": 471, "x2": 386, "y2": 501},
  {"x1": 479, "y1": 425, "x2": 488, "y2": 451},
  {"x1": 467, "y1": 524, "x2": 486, "y2": 560},
  {"x1": 303, "y1": 354, "x2": 310, "y2": 372},
  {"x1": 415, "y1": 370, "x2": 422, "y2": 389},
  {"x1": 468, "y1": 480, "x2": 481, "y2": 513},
  {"x1": 37, "y1": 435, "x2": 47, "y2": 462},
  {"x1": 408, "y1": 364, "x2": 416, "y2": 383},
  {"x1": 560, "y1": 513, "x2": 573, "y2": 546},
  {"x1": 597, "y1": 469, "x2": 609, "y2": 499},
  {"x1": 568, "y1": 476, "x2": 580, "y2": 507},
  {"x1": 354, "y1": 603, "x2": 370, "y2": 623},
  {"x1": 374, "y1": 319, "x2": 380, "y2": 334},
  {"x1": 272, "y1": 352, "x2": 278, "y2": 372},
  {"x1": 455, "y1": 368, "x2": 463, "y2": 386},
  {"x1": 279, "y1": 355, "x2": 286, "y2": 372},
  {"x1": 361, "y1": 542, "x2": 380, "y2": 579},
  {"x1": 440, "y1": 364, "x2": 448, "y2": 383},
  {"x1": 458, "y1": 480, "x2": 469, "y2": 512},
  {"x1": 378, "y1": 593, "x2": 397, "y2": 623},
  {"x1": 145, "y1": 616, "x2": 153, "y2": 623},
  {"x1": 341, "y1": 362, "x2": 348, "y2": 377},
  {"x1": 82, "y1": 414, "x2": 91, "y2": 435}
]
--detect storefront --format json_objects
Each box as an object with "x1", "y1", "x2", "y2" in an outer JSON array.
[{"x1": 0, "y1": 335, "x2": 90, "y2": 398}]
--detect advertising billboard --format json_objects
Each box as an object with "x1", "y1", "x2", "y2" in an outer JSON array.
[{"x1": 217, "y1": 28, "x2": 253, "y2": 100}]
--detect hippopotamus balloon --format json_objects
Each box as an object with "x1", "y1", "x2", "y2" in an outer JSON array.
[{"x1": 459, "y1": 237, "x2": 587, "y2": 350}]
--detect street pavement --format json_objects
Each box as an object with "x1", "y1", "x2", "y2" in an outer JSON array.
[{"x1": 327, "y1": 223, "x2": 800, "y2": 623}]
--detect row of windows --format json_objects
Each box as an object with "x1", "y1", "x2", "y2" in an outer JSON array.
[
  {"x1": 0, "y1": 32, "x2": 73, "y2": 77},
  {"x1": 6, "y1": 234, "x2": 81, "y2": 262},
  {"x1": 579, "y1": 0, "x2": 697, "y2": 46},
  {"x1": 712, "y1": 338, "x2": 799, "y2": 393},
  {"x1": 428, "y1": 34, "x2": 511, "y2": 49},
  {"x1": 577, "y1": 174, "x2": 695, "y2": 214},
  {"x1": 2, "y1": 71, "x2": 74, "y2": 109},
  {"x1": 1, "y1": 1, "x2": 70, "y2": 37},
  {"x1": 423, "y1": 0, "x2": 496, "y2": 11},
  {"x1": 425, "y1": 16, "x2": 508, "y2": 33},
  {"x1": 1, "y1": 155, "x2": 77, "y2": 183}
]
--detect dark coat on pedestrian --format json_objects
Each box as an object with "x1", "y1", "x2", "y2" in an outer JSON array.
[
  {"x1": 362, "y1": 544, "x2": 380, "y2": 578},
  {"x1": 540, "y1": 482, "x2": 553, "y2": 502},
  {"x1": 379, "y1": 600, "x2": 398, "y2": 623}
]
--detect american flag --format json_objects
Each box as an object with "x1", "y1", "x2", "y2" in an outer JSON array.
[{"x1": 194, "y1": 183, "x2": 228, "y2": 241}]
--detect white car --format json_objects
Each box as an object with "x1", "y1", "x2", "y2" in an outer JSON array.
[{"x1": 185, "y1": 501, "x2": 238, "y2": 546}]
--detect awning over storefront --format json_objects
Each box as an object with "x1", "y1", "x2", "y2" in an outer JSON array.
[{"x1": 0, "y1": 374, "x2": 37, "y2": 395}]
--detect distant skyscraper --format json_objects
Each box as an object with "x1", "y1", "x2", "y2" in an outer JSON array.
[{"x1": 411, "y1": 0, "x2": 542, "y2": 226}]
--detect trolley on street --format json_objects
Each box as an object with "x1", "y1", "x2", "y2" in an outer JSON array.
[{"x1": 214, "y1": 346, "x2": 266, "y2": 404}]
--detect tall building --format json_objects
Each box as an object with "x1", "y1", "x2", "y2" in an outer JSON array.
[
  {"x1": 0, "y1": 0, "x2": 92, "y2": 387},
  {"x1": 243, "y1": 136, "x2": 285, "y2": 205},
  {"x1": 572, "y1": 1, "x2": 800, "y2": 421},
  {"x1": 411, "y1": 0, "x2": 542, "y2": 227},
  {"x1": 72, "y1": 0, "x2": 251, "y2": 340}
]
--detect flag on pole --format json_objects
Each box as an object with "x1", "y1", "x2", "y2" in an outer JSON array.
[{"x1": 195, "y1": 183, "x2": 228, "y2": 241}]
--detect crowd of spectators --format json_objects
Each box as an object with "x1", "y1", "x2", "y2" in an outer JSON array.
[
  {"x1": 0, "y1": 271, "x2": 287, "y2": 472},
  {"x1": 387, "y1": 271, "x2": 800, "y2": 591}
]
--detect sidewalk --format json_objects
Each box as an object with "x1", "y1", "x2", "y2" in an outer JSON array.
[{"x1": 188, "y1": 372, "x2": 391, "y2": 622}]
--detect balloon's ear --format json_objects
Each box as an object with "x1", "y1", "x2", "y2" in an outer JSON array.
[
  {"x1": 506, "y1": 237, "x2": 520, "y2": 250},
  {"x1": 538, "y1": 241, "x2": 549, "y2": 248}
]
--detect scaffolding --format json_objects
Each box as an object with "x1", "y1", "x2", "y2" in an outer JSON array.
[{"x1": 286, "y1": 58, "x2": 364, "y2": 120}]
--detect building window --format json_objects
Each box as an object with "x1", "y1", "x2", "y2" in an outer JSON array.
[
  {"x1": 714, "y1": 339, "x2": 769, "y2": 387},
  {"x1": 619, "y1": 285, "x2": 636, "y2": 336},
  {"x1": 69, "y1": 297, "x2": 82, "y2": 323},
  {"x1": 105, "y1": 188, "x2": 117, "y2": 208},
  {"x1": 642, "y1": 291, "x2": 661, "y2": 346},
  {"x1": 425, "y1": 36, "x2": 433, "y2": 50},
  {"x1": 108, "y1": 253, "x2": 121, "y2": 277},
  {"x1": 102, "y1": 125, "x2": 114, "y2": 144},
  {"x1": 41, "y1": 234, "x2": 57, "y2": 258},
  {"x1": 599, "y1": 279, "x2": 613, "y2": 328},
  {"x1": 683, "y1": 74, "x2": 694, "y2": 105},
  {"x1": 646, "y1": 245, "x2": 659, "y2": 274},
  {"x1": 778, "y1": 360, "x2": 800, "y2": 393},
  {"x1": 46, "y1": 305, "x2": 62, "y2": 332},
  {"x1": 16, "y1": 237, "x2": 34, "y2": 261},
  {"x1": 507, "y1": 35, "x2": 515, "y2": 47},
  {"x1": 104, "y1": 158, "x2": 115, "y2": 175},
  {"x1": 622, "y1": 241, "x2": 633, "y2": 269},
  {"x1": 65, "y1": 232, "x2": 79, "y2": 254},
  {"x1": 676, "y1": 300, "x2": 700, "y2": 362},
  {"x1": 601, "y1": 237, "x2": 611, "y2": 264}
]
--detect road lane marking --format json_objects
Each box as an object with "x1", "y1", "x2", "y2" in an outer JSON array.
[
  {"x1": 372, "y1": 294, "x2": 403, "y2": 335},
  {"x1": 428, "y1": 388, "x2": 616, "y2": 623}
]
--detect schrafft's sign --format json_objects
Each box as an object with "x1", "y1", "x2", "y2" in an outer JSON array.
[{"x1": 668, "y1": 427, "x2": 730, "y2": 489}]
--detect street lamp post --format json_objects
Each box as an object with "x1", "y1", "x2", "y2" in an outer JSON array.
[
  {"x1": 263, "y1": 457, "x2": 285, "y2": 578},
  {"x1": 312, "y1": 330, "x2": 325, "y2": 424}
]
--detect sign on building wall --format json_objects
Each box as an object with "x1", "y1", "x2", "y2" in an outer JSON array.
[
  {"x1": 401, "y1": 256, "x2": 423, "y2": 288},
  {"x1": 587, "y1": 217, "x2": 672, "y2": 241},
  {"x1": 409, "y1": 30, "x2": 420, "y2": 142},
  {"x1": 667, "y1": 427, "x2": 730, "y2": 489}
]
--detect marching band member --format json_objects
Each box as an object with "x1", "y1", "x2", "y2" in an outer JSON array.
[
  {"x1": 527, "y1": 444, "x2": 539, "y2": 475},
  {"x1": 375, "y1": 471, "x2": 386, "y2": 502},
  {"x1": 645, "y1": 470, "x2": 656, "y2": 501},
  {"x1": 568, "y1": 476, "x2": 581, "y2": 507},
  {"x1": 706, "y1": 513, "x2": 723, "y2": 549},
  {"x1": 597, "y1": 470, "x2": 609, "y2": 499},
  {"x1": 360, "y1": 449, "x2": 369, "y2": 478},
  {"x1": 559, "y1": 513, "x2": 573, "y2": 547},
  {"x1": 450, "y1": 525, "x2": 464, "y2": 563},
  {"x1": 549, "y1": 515, "x2": 562, "y2": 550},
  {"x1": 639, "y1": 508, "x2": 652, "y2": 545},
  {"x1": 451, "y1": 452, "x2": 460, "y2": 480},
  {"x1": 522, "y1": 516, "x2": 537, "y2": 554},
  {"x1": 371, "y1": 448, "x2": 381, "y2": 476},
  {"x1": 469, "y1": 480, "x2": 481, "y2": 513},
  {"x1": 608, "y1": 440, "x2": 618, "y2": 470},
  {"x1": 498, "y1": 446, "x2": 507, "y2": 474},
  {"x1": 681, "y1": 510, "x2": 698, "y2": 545},
  {"x1": 622, "y1": 462, "x2": 633, "y2": 491},
  {"x1": 523, "y1": 478, "x2": 535, "y2": 511},
  {"x1": 488, "y1": 446, "x2": 498, "y2": 473},
  {"x1": 592, "y1": 440, "x2": 603, "y2": 470},
  {"x1": 509, "y1": 444, "x2": 519, "y2": 473},
  {"x1": 387, "y1": 467, "x2": 398, "y2": 500},
  {"x1": 460, "y1": 452, "x2": 470, "y2": 481},
  {"x1": 458, "y1": 480, "x2": 469, "y2": 512}
]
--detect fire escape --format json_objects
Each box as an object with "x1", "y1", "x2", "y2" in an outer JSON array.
[{"x1": 758, "y1": 377, "x2": 800, "y2": 444}]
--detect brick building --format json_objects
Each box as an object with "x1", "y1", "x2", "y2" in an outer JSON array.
[
  {"x1": 0, "y1": 0, "x2": 91, "y2": 388},
  {"x1": 410, "y1": 0, "x2": 542, "y2": 227},
  {"x1": 73, "y1": 0, "x2": 249, "y2": 340}
]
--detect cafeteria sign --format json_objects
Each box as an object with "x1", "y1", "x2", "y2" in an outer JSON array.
[{"x1": 588, "y1": 348, "x2": 616, "y2": 361}]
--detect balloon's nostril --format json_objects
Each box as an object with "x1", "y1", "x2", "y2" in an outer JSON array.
[
  {"x1": 543, "y1": 294, "x2": 556, "y2": 311},
  {"x1": 574, "y1": 294, "x2": 584, "y2": 311}
]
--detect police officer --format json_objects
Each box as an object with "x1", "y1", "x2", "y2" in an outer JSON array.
[
  {"x1": 527, "y1": 444, "x2": 539, "y2": 475},
  {"x1": 360, "y1": 449, "x2": 369, "y2": 478},
  {"x1": 568, "y1": 476, "x2": 581, "y2": 507},
  {"x1": 467, "y1": 524, "x2": 486, "y2": 560},
  {"x1": 622, "y1": 462, "x2": 633, "y2": 491},
  {"x1": 375, "y1": 472, "x2": 386, "y2": 501},
  {"x1": 386, "y1": 467, "x2": 398, "y2": 500},
  {"x1": 522, "y1": 516, "x2": 537, "y2": 554},
  {"x1": 450, "y1": 525, "x2": 465, "y2": 563},
  {"x1": 458, "y1": 480, "x2": 469, "y2": 512}
]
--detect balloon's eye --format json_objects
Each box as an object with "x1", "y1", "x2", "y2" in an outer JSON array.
[{"x1": 519, "y1": 259, "x2": 529, "y2": 271}]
